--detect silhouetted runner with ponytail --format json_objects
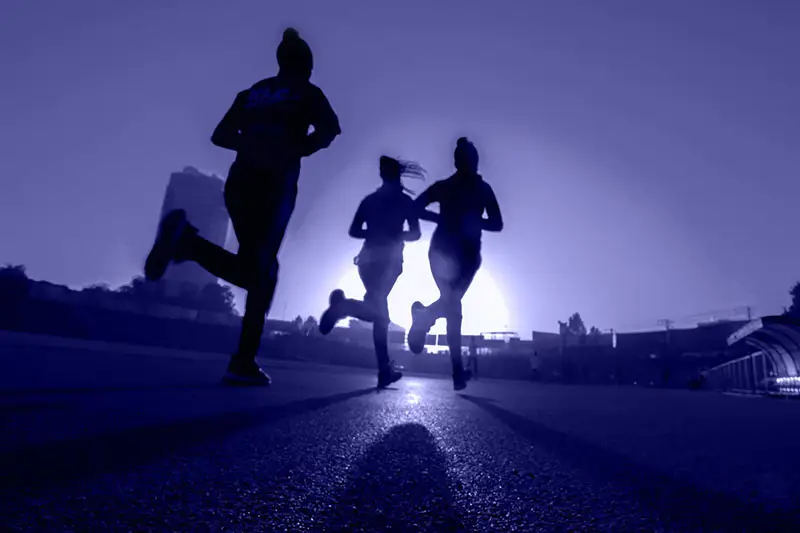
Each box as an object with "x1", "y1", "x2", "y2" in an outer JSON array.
[
  {"x1": 319, "y1": 156, "x2": 425, "y2": 389},
  {"x1": 407, "y1": 137, "x2": 503, "y2": 391},
  {"x1": 144, "y1": 28, "x2": 341, "y2": 386}
]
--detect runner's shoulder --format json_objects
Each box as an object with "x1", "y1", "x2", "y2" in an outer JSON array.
[
  {"x1": 360, "y1": 190, "x2": 382, "y2": 212},
  {"x1": 305, "y1": 82, "x2": 332, "y2": 105},
  {"x1": 305, "y1": 80, "x2": 325, "y2": 93},
  {"x1": 247, "y1": 76, "x2": 315, "y2": 94},
  {"x1": 248, "y1": 77, "x2": 277, "y2": 91},
  {"x1": 482, "y1": 180, "x2": 498, "y2": 199},
  {"x1": 431, "y1": 176, "x2": 454, "y2": 190},
  {"x1": 362, "y1": 189, "x2": 378, "y2": 204},
  {"x1": 438, "y1": 175, "x2": 460, "y2": 194}
]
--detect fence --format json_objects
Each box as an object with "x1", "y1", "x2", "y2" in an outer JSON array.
[
  {"x1": 703, "y1": 351, "x2": 776, "y2": 395},
  {"x1": 710, "y1": 316, "x2": 800, "y2": 397}
]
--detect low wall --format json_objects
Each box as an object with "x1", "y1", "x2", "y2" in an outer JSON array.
[
  {"x1": 0, "y1": 295, "x2": 718, "y2": 387},
  {"x1": 0, "y1": 298, "x2": 535, "y2": 381}
]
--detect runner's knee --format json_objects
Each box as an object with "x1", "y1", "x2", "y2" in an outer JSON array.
[
  {"x1": 445, "y1": 299, "x2": 462, "y2": 320},
  {"x1": 377, "y1": 300, "x2": 390, "y2": 323},
  {"x1": 256, "y1": 256, "x2": 279, "y2": 281}
]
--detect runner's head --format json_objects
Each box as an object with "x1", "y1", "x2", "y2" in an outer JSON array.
[
  {"x1": 379, "y1": 156, "x2": 403, "y2": 182},
  {"x1": 277, "y1": 28, "x2": 313, "y2": 80},
  {"x1": 379, "y1": 156, "x2": 426, "y2": 194},
  {"x1": 454, "y1": 137, "x2": 479, "y2": 174}
]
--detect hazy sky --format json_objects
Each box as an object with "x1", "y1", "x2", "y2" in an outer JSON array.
[{"x1": 1, "y1": 0, "x2": 799, "y2": 335}]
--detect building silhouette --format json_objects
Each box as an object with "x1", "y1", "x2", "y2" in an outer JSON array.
[{"x1": 158, "y1": 167, "x2": 228, "y2": 295}]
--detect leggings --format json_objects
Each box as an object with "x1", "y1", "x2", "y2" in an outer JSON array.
[
  {"x1": 345, "y1": 251, "x2": 402, "y2": 371},
  {"x1": 182, "y1": 160, "x2": 299, "y2": 359},
  {"x1": 427, "y1": 243, "x2": 481, "y2": 372}
]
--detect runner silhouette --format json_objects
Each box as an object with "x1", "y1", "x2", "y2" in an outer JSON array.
[
  {"x1": 144, "y1": 28, "x2": 341, "y2": 386},
  {"x1": 318, "y1": 156, "x2": 425, "y2": 389},
  {"x1": 407, "y1": 137, "x2": 503, "y2": 391}
]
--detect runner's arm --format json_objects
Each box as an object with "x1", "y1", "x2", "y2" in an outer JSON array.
[
  {"x1": 211, "y1": 91, "x2": 247, "y2": 151},
  {"x1": 414, "y1": 183, "x2": 441, "y2": 224},
  {"x1": 302, "y1": 87, "x2": 342, "y2": 157},
  {"x1": 348, "y1": 201, "x2": 368, "y2": 239},
  {"x1": 402, "y1": 198, "x2": 422, "y2": 241},
  {"x1": 481, "y1": 184, "x2": 504, "y2": 232}
]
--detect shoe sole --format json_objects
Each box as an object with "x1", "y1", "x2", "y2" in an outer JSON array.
[
  {"x1": 378, "y1": 373, "x2": 403, "y2": 390},
  {"x1": 319, "y1": 290, "x2": 347, "y2": 335},
  {"x1": 453, "y1": 370, "x2": 472, "y2": 391},
  {"x1": 319, "y1": 308, "x2": 337, "y2": 335},
  {"x1": 407, "y1": 302, "x2": 428, "y2": 354},
  {"x1": 407, "y1": 327, "x2": 426, "y2": 354},
  {"x1": 221, "y1": 373, "x2": 271, "y2": 387},
  {"x1": 144, "y1": 210, "x2": 187, "y2": 282}
]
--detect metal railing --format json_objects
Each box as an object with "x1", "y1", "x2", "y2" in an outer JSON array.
[
  {"x1": 704, "y1": 351, "x2": 774, "y2": 395},
  {"x1": 704, "y1": 350, "x2": 800, "y2": 396}
]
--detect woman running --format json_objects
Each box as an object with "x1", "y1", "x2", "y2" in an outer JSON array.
[
  {"x1": 144, "y1": 28, "x2": 341, "y2": 386},
  {"x1": 407, "y1": 137, "x2": 503, "y2": 391},
  {"x1": 319, "y1": 156, "x2": 425, "y2": 389}
]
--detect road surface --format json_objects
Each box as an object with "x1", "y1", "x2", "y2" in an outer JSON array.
[{"x1": 1, "y1": 333, "x2": 799, "y2": 532}]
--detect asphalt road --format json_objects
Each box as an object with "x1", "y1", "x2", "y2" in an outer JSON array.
[{"x1": 1, "y1": 334, "x2": 799, "y2": 532}]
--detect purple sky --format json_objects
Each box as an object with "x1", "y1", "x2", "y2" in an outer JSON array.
[{"x1": 1, "y1": 0, "x2": 798, "y2": 334}]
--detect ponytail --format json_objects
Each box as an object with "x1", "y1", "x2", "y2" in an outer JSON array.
[{"x1": 380, "y1": 156, "x2": 426, "y2": 196}]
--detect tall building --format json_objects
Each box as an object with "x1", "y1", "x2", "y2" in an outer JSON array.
[{"x1": 158, "y1": 167, "x2": 229, "y2": 293}]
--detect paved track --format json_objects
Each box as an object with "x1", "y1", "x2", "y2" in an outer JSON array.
[{"x1": 1, "y1": 335, "x2": 798, "y2": 532}]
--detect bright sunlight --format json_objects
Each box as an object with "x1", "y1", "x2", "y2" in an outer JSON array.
[{"x1": 335, "y1": 240, "x2": 509, "y2": 334}]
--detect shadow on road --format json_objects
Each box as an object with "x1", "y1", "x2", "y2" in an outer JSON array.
[
  {"x1": 0, "y1": 387, "x2": 376, "y2": 493},
  {"x1": 324, "y1": 422, "x2": 470, "y2": 532},
  {"x1": 0, "y1": 382, "x2": 226, "y2": 397},
  {"x1": 461, "y1": 395, "x2": 800, "y2": 533}
]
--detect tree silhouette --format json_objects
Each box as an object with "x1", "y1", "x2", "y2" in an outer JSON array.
[
  {"x1": 303, "y1": 315, "x2": 319, "y2": 336},
  {"x1": 788, "y1": 282, "x2": 800, "y2": 317},
  {"x1": 117, "y1": 276, "x2": 149, "y2": 297},
  {"x1": 82, "y1": 283, "x2": 112, "y2": 294},
  {"x1": 113, "y1": 277, "x2": 235, "y2": 314},
  {"x1": 199, "y1": 283, "x2": 236, "y2": 315},
  {"x1": 0, "y1": 264, "x2": 30, "y2": 301},
  {"x1": 567, "y1": 312, "x2": 587, "y2": 337},
  {"x1": 0, "y1": 264, "x2": 28, "y2": 279},
  {"x1": 348, "y1": 318, "x2": 370, "y2": 330},
  {"x1": 80, "y1": 283, "x2": 114, "y2": 305}
]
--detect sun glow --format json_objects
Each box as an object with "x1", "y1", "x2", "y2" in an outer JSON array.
[{"x1": 335, "y1": 240, "x2": 509, "y2": 334}]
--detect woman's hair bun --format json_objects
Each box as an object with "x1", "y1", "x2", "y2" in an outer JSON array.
[{"x1": 283, "y1": 27, "x2": 300, "y2": 40}]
